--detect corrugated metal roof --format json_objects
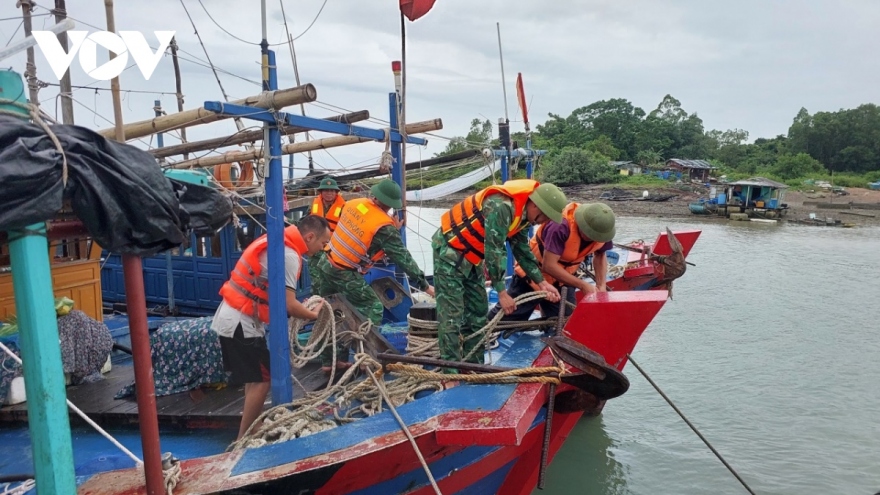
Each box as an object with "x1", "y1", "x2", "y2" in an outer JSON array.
[
  {"x1": 610, "y1": 161, "x2": 634, "y2": 167},
  {"x1": 666, "y1": 158, "x2": 714, "y2": 169},
  {"x1": 728, "y1": 177, "x2": 789, "y2": 188}
]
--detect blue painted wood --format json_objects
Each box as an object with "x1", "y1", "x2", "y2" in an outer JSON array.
[
  {"x1": 347, "y1": 446, "x2": 497, "y2": 495},
  {"x1": 388, "y1": 92, "x2": 407, "y2": 245},
  {"x1": 200, "y1": 102, "x2": 427, "y2": 147},
  {"x1": 7, "y1": 223, "x2": 77, "y2": 493},
  {"x1": 101, "y1": 218, "x2": 314, "y2": 316},
  {"x1": 261, "y1": 49, "x2": 295, "y2": 406},
  {"x1": 231, "y1": 336, "x2": 545, "y2": 476},
  {"x1": 454, "y1": 459, "x2": 517, "y2": 495}
]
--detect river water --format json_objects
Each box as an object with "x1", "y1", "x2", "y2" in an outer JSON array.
[{"x1": 404, "y1": 208, "x2": 880, "y2": 495}]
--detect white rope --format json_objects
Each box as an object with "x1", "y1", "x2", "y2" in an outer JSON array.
[
  {"x1": 379, "y1": 128, "x2": 393, "y2": 174},
  {"x1": 0, "y1": 479, "x2": 35, "y2": 495},
  {"x1": 0, "y1": 341, "x2": 143, "y2": 466},
  {"x1": 288, "y1": 296, "x2": 340, "y2": 385},
  {"x1": 227, "y1": 352, "x2": 441, "y2": 451},
  {"x1": 163, "y1": 457, "x2": 182, "y2": 495},
  {"x1": 406, "y1": 291, "x2": 552, "y2": 361}
]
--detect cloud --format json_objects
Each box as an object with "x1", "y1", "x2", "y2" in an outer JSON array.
[{"x1": 1, "y1": 0, "x2": 879, "y2": 172}]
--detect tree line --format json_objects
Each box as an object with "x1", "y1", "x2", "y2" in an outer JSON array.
[{"x1": 436, "y1": 96, "x2": 880, "y2": 187}]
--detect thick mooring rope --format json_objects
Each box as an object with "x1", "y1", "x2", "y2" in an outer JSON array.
[
  {"x1": 163, "y1": 460, "x2": 182, "y2": 495},
  {"x1": 228, "y1": 352, "x2": 445, "y2": 451},
  {"x1": 289, "y1": 295, "x2": 381, "y2": 385},
  {"x1": 406, "y1": 291, "x2": 553, "y2": 361},
  {"x1": 387, "y1": 364, "x2": 563, "y2": 385}
]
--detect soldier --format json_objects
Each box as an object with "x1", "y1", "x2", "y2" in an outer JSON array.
[
  {"x1": 307, "y1": 177, "x2": 344, "y2": 295},
  {"x1": 211, "y1": 215, "x2": 332, "y2": 440},
  {"x1": 488, "y1": 202, "x2": 616, "y2": 323},
  {"x1": 310, "y1": 177, "x2": 345, "y2": 232},
  {"x1": 313, "y1": 179, "x2": 434, "y2": 369},
  {"x1": 431, "y1": 179, "x2": 567, "y2": 366}
]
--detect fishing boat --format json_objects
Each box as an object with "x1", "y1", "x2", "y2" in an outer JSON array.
[{"x1": 0, "y1": 2, "x2": 702, "y2": 494}]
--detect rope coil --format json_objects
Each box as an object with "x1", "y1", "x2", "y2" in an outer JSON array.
[{"x1": 406, "y1": 291, "x2": 554, "y2": 361}]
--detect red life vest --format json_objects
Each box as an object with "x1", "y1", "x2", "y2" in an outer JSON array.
[
  {"x1": 310, "y1": 194, "x2": 345, "y2": 232},
  {"x1": 218, "y1": 225, "x2": 307, "y2": 323},
  {"x1": 439, "y1": 179, "x2": 539, "y2": 265},
  {"x1": 514, "y1": 202, "x2": 604, "y2": 287},
  {"x1": 327, "y1": 198, "x2": 394, "y2": 273}
]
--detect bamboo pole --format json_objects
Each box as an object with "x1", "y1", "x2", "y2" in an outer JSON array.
[
  {"x1": 96, "y1": 84, "x2": 317, "y2": 141},
  {"x1": 169, "y1": 135, "x2": 368, "y2": 169},
  {"x1": 151, "y1": 110, "x2": 370, "y2": 159},
  {"x1": 18, "y1": 0, "x2": 39, "y2": 107},
  {"x1": 168, "y1": 36, "x2": 187, "y2": 158},
  {"x1": 53, "y1": 0, "x2": 75, "y2": 124},
  {"x1": 167, "y1": 118, "x2": 442, "y2": 170}
]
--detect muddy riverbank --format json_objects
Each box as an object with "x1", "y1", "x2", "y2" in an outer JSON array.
[{"x1": 414, "y1": 184, "x2": 880, "y2": 227}]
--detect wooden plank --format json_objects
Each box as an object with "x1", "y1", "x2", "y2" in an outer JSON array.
[
  {"x1": 1, "y1": 359, "x2": 333, "y2": 427},
  {"x1": 840, "y1": 210, "x2": 876, "y2": 218}
]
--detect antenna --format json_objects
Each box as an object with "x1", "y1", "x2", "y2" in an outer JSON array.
[{"x1": 496, "y1": 22, "x2": 509, "y2": 123}]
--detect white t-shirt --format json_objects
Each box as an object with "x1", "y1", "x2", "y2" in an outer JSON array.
[{"x1": 211, "y1": 246, "x2": 301, "y2": 339}]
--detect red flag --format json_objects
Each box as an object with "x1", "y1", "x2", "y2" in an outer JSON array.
[
  {"x1": 516, "y1": 72, "x2": 529, "y2": 126},
  {"x1": 400, "y1": 0, "x2": 437, "y2": 21}
]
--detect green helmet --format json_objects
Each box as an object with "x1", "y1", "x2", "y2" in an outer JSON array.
[
  {"x1": 529, "y1": 183, "x2": 567, "y2": 224},
  {"x1": 371, "y1": 179, "x2": 403, "y2": 209},
  {"x1": 574, "y1": 203, "x2": 616, "y2": 242},
  {"x1": 317, "y1": 177, "x2": 340, "y2": 191}
]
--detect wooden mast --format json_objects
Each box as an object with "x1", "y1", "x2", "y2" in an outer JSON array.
[
  {"x1": 52, "y1": 0, "x2": 74, "y2": 124},
  {"x1": 102, "y1": 1, "x2": 165, "y2": 493},
  {"x1": 168, "y1": 36, "x2": 187, "y2": 158}
]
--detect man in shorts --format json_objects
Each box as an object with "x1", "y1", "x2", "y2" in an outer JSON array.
[{"x1": 211, "y1": 215, "x2": 332, "y2": 439}]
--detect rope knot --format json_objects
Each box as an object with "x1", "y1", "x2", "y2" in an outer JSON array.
[{"x1": 162, "y1": 452, "x2": 182, "y2": 495}]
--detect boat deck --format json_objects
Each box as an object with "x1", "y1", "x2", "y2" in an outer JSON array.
[{"x1": 0, "y1": 353, "x2": 329, "y2": 429}]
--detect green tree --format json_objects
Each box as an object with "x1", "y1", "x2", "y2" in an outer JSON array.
[
  {"x1": 635, "y1": 149, "x2": 663, "y2": 166},
  {"x1": 585, "y1": 135, "x2": 621, "y2": 160},
  {"x1": 641, "y1": 95, "x2": 709, "y2": 159},
  {"x1": 772, "y1": 153, "x2": 824, "y2": 179},
  {"x1": 436, "y1": 118, "x2": 494, "y2": 157},
  {"x1": 536, "y1": 99, "x2": 646, "y2": 159},
  {"x1": 539, "y1": 147, "x2": 617, "y2": 186}
]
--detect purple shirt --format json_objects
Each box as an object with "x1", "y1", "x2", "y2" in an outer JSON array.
[{"x1": 541, "y1": 221, "x2": 612, "y2": 256}]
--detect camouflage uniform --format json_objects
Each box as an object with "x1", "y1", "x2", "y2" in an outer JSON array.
[
  {"x1": 433, "y1": 196, "x2": 545, "y2": 365},
  {"x1": 306, "y1": 250, "x2": 327, "y2": 296},
  {"x1": 315, "y1": 225, "x2": 429, "y2": 364}
]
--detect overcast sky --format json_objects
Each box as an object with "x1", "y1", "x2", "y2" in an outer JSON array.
[{"x1": 2, "y1": 0, "x2": 879, "y2": 176}]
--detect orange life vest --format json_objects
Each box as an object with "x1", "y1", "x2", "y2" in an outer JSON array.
[
  {"x1": 327, "y1": 198, "x2": 394, "y2": 273},
  {"x1": 514, "y1": 202, "x2": 605, "y2": 287},
  {"x1": 218, "y1": 225, "x2": 307, "y2": 323},
  {"x1": 310, "y1": 194, "x2": 345, "y2": 232},
  {"x1": 440, "y1": 179, "x2": 539, "y2": 265}
]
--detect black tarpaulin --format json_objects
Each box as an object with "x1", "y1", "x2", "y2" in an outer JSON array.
[{"x1": 0, "y1": 115, "x2": 232, "y2": 256}]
